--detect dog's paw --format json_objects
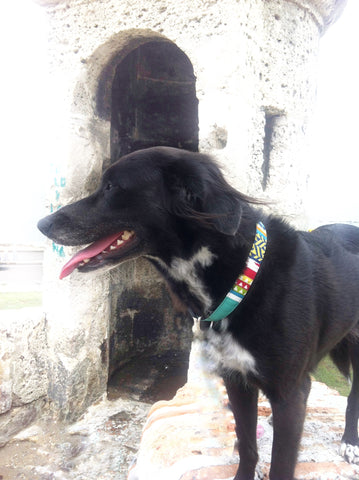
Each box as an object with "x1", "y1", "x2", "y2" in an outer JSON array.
[
  {"x1": 340, "y1": 442, "x2": 359, "y2": 464},
  {"x1": 255, "y1": 465, "x2": 265, "y2": 480}
]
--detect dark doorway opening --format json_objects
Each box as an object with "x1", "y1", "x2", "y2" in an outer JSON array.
[
  {"x1": 110, "y1": 41, "x2": 199, "y2": 161},
  {"x1": 107, "y1": 40, "x2": 197, "y2": 404},
  {"x1": 108, "y1": 351, "x2": 189, "y2": 403},
  {"x1": 107, "y1": 281, "x2": 193, "y2": 404}
]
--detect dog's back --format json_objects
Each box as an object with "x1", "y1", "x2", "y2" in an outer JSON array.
[
  {"x1": 313, "y1": 223, "x2": 359, "y2": 255},
  {"x1": 307, "y1": 223, "x2": 359, "y2": 336}
]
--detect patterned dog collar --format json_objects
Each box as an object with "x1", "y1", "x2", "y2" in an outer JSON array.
[{"x1": 202, "y1": 222, "x2": 267, "y2": 322}]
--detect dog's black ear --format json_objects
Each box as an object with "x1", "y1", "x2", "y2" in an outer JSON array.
[
  {"x1": 163, "y1": 158, "x2": 243, "y2": 236},
  {"x1": 202, "y1": 190, "x2": 242, "y2": 236}
]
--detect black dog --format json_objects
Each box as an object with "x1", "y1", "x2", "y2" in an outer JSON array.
[{"x1": 38, "y1": 146, "x2": 359, "y2": 480}]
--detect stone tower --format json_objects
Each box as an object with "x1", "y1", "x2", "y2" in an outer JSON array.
[{"x1": 33, "y1": 0, "x2": 346, "y2": 420}]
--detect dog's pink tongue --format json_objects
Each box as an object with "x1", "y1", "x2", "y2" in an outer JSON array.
[{"x1": 59, "y1": 232, "x2": 122, "y2": 280}]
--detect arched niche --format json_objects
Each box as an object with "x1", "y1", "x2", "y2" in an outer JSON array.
[
  {"x1": 78, "y1": 30, "x2": 198, "y2": 402},
  {"x1": 110, "y1": 41, "x2": 198, "y2": 159}
]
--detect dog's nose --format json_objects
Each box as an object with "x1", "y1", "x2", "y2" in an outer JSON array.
[{"x1": 37, "y1": 215, "x2": 53, "y2": 237}]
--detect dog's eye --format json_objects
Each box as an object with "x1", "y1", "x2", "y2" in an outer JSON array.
[{"x1": 105, "y1": 182, "x2": 114, "y2": 191}]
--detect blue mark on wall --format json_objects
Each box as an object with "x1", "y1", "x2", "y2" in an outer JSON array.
[
  {"x1": 51, "y1": 168, "x2": 67, "y2": 257},
  {"x1": 50, "y1": 203, "x2": 63, "y2": 213},
  {"x1": 54, "y1": 177, "x2": 66, "y2": 188},
  {"x1": 52, "y1": 242, "x2": 65, "y2": 257}
]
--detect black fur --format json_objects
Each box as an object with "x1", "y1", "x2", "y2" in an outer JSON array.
[{"x1": 38, "y1": 146, "x2": 359, "y2": 480}]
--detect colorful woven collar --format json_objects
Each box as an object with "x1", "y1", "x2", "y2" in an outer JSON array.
[{"x1": 202, "y1": 222, "x2": 267, "y2": 322}]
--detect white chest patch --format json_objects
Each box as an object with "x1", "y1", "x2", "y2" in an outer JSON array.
[
  {"x1": 154, "y1": 246, "x2": 215, "y2": 312},
  {"x1": 200, "y1": 321, "x2": 257, "y2": 377}
]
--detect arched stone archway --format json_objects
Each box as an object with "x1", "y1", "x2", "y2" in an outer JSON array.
[
  {"x1": 75, "y1": 31, "x2": 197, "y2": 403},
  {"x1": 110, "y1": 41, "x2": 198, "y2": 159}
]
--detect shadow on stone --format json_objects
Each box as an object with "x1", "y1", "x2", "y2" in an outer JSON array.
[{"x1": 108, "y1": 350, "x2": 189, "y2": 403}]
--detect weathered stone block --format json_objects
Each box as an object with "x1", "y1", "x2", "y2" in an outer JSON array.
[
  {"x1": 0, "y1": 308, "x2": 48, "y2": 414},
  {"x1": 0, "y1": 398, "x2": 47, "y2": 447}
]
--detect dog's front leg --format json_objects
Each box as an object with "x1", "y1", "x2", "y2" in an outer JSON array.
[
  {"x1": 269, "y1": 375, "x2": 311, "y2": 480},
  {"x1": 224, "y1": 376, "x2": 259, "y2": 480}
]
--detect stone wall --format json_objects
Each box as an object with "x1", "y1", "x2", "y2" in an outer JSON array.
[
  {"x1": 0, "y1": 308, "x2": 48, "y2": 445},
  {"x1": 40, "y1": 0, "x2": 344, "y2": 222},
  {"x1": 0, "y1": 0, "x2": 346, "y2": 427}
]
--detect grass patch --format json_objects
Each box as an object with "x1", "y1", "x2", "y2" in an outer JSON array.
[
  {"x1": 0, "y1": 291, "x2": 42, "y2": 310},
  {"x1": 314, "y1": 356, "x2": 351, "y2": 397}
]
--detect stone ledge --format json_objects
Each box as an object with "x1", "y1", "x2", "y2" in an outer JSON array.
[
  {"x1": 0, "y1": 361, "x2": 357, "y2": 479},
  {"x1": 128, "y1": 339, "x2": 359, "y2": 480}
]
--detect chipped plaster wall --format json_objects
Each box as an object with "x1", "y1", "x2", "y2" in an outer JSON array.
[
  {"x1": 1, "y1": 0, "x2": 344, "y2": 423},
  {"x1": 42, "y1": 0, "x2": 327, "y2": 219}
]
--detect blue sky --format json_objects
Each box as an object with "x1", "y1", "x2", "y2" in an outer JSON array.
[{"x1": 0, "y1": 0, "x2": 358, "y2": 244}]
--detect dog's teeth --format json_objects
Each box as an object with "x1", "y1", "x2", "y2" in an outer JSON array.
[
  {"x1": 83, "y1": 258, "x2": 90, "y2": 263},
  {"x1": 122, "y1": 230, "x2": 133, "y2": 241},
  {"x1": 79, "y1": 262, "x2": 85, "y2": 267},
  {"x1": 110, "y1": 245, "x2": 117, "y2": 251},
  {"x1": 117, "y1": 239, "x2": 124, "y2": 246}
]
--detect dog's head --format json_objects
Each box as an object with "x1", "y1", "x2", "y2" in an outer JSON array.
[{"x1": 38, "y1": 147, "x2": 247, "y2": 279}]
